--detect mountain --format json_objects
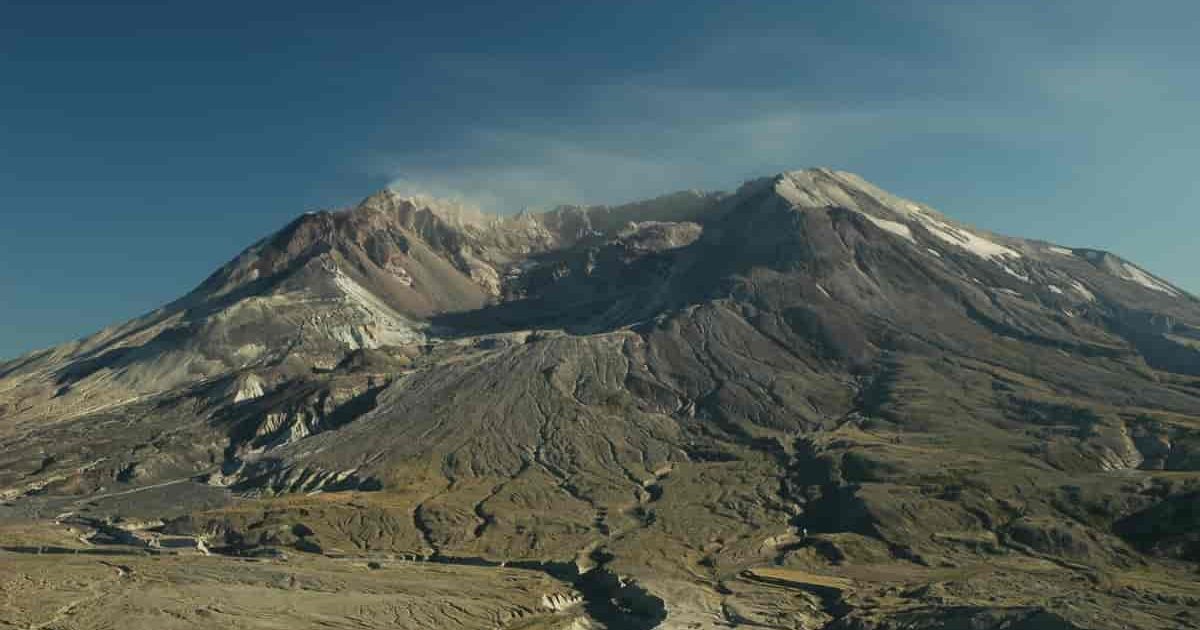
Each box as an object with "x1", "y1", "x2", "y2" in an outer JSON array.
[{"x1": 2, "y1": 168, "x2": 1199, "y2": 629}]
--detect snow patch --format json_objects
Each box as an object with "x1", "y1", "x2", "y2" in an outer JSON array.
[
  {"x1": 915, "y1": 213, "x2": 1021, "y2": 260},
  {"x1": 828, "y1": 171, "x2": 1022, "y2": 261},
  {"x1": 1047, "y1": 285, "x2": 1065, "y2": 295},
  {"x1": 1048, "y1": 246, "x2": 1073, "y2": 256},
  {"x1": 1070, "y1": 280, "x2": 1097, "y2": 302},
  {"x1": 776, "y1": 171, "x2": 915, "y2": 241},
  {"x1": 1001, "y1": 265, "x2": 1030, "y2": 283},
  {"x1": 862, "y1": 214, "x2": 914, "y2": 241},
  {"x1": 815, "y1": 284, "x2": 831, "y2": 298},
  {"x1": 926, "y1": 248, "x2": 942, "y2": 258},
  {"x1": 776, "y1": 170, "x2": 1022, "y2": 263},
  {"x1": 775, "y1": 172, "x2": 862, "y2": 209},
  {"x1": 1120, "y1": 263, "x2": 1181, "y2": 297}
]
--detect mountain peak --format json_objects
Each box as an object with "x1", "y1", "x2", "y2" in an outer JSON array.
[
  {"x1": 772, "y1": 168, "x2": 916, "y2": 215},
  {"x1": 356, "y1": 188, "x2": 497, "y2": 228}
]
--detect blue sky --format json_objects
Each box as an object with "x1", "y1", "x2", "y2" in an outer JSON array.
[{"x1": 2, "y1": 0, "x2": 1199, "y2": 358}]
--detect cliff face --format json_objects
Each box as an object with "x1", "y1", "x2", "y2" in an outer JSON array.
[{"x1": 2, "y1": 169, "x2": 1199, "y2": 629}]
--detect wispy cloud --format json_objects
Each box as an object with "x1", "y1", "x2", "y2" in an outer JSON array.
[
  {"x1": 359, "y1": 0, "x2": 1200, "y2": 295},
  {"x1": 361, "y1": 6, "x2": 1046, "y2": 213}
]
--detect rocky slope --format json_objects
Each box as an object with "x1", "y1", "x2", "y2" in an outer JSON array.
[{"x1": 2, "y1": 168, "x2": 1199, "y2": 629}]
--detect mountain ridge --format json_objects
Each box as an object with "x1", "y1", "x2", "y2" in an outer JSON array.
[
  {"x1": 1, "y1": 167, "x2": 1190, "y2": 367},
  {"x1": 2, "y1": 167, "x2": 1199, "y2": 629}
]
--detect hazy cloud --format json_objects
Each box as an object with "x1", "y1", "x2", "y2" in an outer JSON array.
[{"x1": 360, "y1": 0, "x2": 1199, "y2": 290}]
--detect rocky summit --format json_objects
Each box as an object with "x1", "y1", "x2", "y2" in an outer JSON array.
[{"x1": 2, "y1": 168, "x2": 1199, "y2": 629}]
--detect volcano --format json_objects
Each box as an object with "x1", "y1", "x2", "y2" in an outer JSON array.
[{"x1": 2, "y1": 169, "x2": 1198, "y2": 629}]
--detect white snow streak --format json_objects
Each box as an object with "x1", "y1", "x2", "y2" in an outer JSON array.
[
  {"x1": 916, "y1": 213, "x2": 1021, "y2": 260},
  {"x1": 1121, "y1": 263, "x2": 1181, "y2": 297},
  {"x1": 1001, "y1": 265, "x2": 1030, "y2": 282},
  {"x1": 863, "y1": 215, "x2": 914, "y2": 241},
  {"x1": 1070, "y1": 280, "x2": 1097, "y2": 302}
]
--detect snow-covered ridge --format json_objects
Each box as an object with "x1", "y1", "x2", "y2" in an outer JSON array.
[
  {"x1": 775, "y1": 169, "x2": 1021, "y2": 261},
  {"x1": 863, "y1": 215, "x2": 915, "y2": 241},
  {"x1": 770, "y1": 169, "x2": 1194, "y2": 303},
  {"x1": 1119, "y1": 262, "x2": 1181, "y2": 297},
  {"x1": 1073, "y1": 248, "x2": 1183, "y2": 297},
  {"x1": 910, "y1": 210, "x2": 1021, "y2": 260}
]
